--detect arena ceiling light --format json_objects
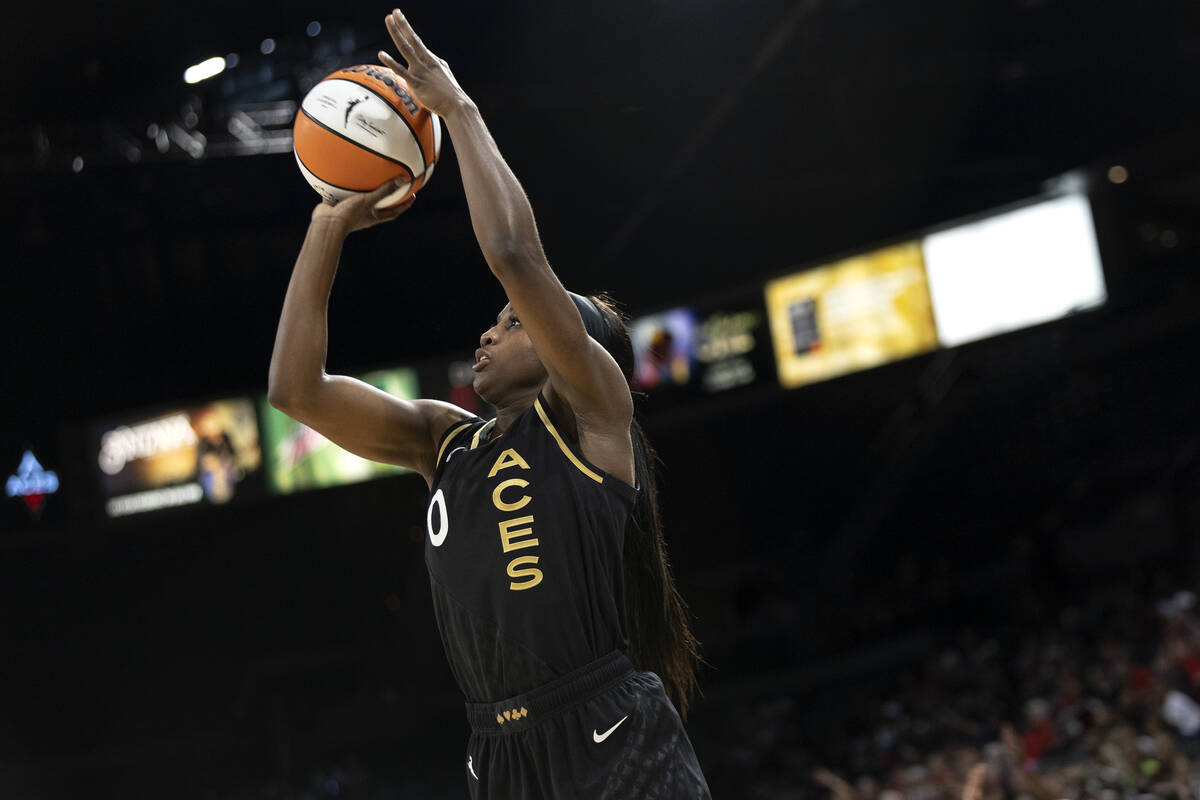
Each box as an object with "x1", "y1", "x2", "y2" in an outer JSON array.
[{"x1": 183, "y1": 56, "x2": 226, "y2": 84}]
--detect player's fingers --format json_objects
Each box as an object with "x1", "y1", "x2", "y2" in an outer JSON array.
[
  {"x1": 374, "y1": 197, "x2": 414, "y2": 221},
  {"x1": 368, "y1": 177, "x2": 407, "y2": 199},
  {"x1": 390, "y1": 9, "x2": 432, "y2": 61},
  {"x1": 378, "y1": 50, "x2": 410, "y2": 79},
  {"x1": 385, "y1": 11, "x2": 422, "y2": 63},
  {"x1": 392, "y1": 198, "x2": 417, "y2": 217}
]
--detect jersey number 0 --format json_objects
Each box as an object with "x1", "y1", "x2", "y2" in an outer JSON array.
[{"x1": 427, "y1": 449, "x2": 545, "y2": 592}]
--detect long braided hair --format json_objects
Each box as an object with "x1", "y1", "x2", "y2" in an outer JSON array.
[{"x1": 571, "y1": 292, "x2": 701, "y2": 717}]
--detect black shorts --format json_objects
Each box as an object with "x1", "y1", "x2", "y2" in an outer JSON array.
[{"x1": 462, "y1": 651, "x2": 711, "y2": 799}]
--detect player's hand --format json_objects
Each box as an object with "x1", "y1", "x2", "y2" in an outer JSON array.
[
  {"x1": 378, "y1": 8, "x2": 470, "y2": 118},
  {"x1": 310, "y1": 178, "x2": 415, "y2": 234}
]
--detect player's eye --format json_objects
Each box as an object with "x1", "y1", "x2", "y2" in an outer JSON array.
[{"x1": 507, "y1": 316, "x2": 520, "y2": 328}]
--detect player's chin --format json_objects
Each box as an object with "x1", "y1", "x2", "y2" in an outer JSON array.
[{"x1": 472, "y1": 371, "x2": 495, "y2": 403}]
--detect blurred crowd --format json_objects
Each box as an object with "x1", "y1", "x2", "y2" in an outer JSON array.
[
  {"x1": 717, "y1": 582, "x2": 1200, "y2": 800},
  {"x1": 204, "y1": 577, "x2": 1200, "y2": 800}
]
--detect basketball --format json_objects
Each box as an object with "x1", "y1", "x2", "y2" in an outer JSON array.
[{"x1": 293, "y1": 65, "x2": 442, "y2": 209}]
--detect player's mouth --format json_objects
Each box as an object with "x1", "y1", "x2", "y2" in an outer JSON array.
[{"x1": 472, "y1": 348, "x2": 492, "y2": 372}]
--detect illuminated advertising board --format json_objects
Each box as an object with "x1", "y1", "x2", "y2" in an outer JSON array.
[
  {"x1": 693, "y1": 300, "x2": 773, "y2": 393},
  {"x1": 259, "y1": 366, "x2": 420, "y2": 494},
  {"x1": 631, "y1": 293, "x2": 774, "y2": 396},
  {"x1": 631, "y1": 308, "x2": 698, "y2": 391},
  {"x1": 94, "y1": 397, "x2": 264, "y2": 518},
  {"x1": 764, "y1": 241, "x2": 938, "y2": 389},
  {"x1": 922, "y1": 193, "x2": 1107, "y2": 347}
]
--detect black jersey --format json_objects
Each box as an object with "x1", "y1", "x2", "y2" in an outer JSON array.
[{"x1": 424, "y1": 393, "x2": 638, "y2": 702}]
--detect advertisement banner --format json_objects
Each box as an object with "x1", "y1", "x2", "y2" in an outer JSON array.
[
  {"x1": 95, "y1": 397, "x2": 263, "y2": 518},
  {"x1": 764, "y1": 241, "x2": 938, "y2": 389},
  {"x1": 922, "y1": 193, "x2": 1107, "y2": 347},
  {"x1": 260, "y1": 366, "x2": 420, "y2": 494},
  {"x1": 693, "y1": 300, "x2": 773, "y2": 394},
  {"x1": 631, "y1": 293, "x2": 774, "y2": 396},
  {"x1": 631, "y1": 307, "x2": 698, "y2": 391}
]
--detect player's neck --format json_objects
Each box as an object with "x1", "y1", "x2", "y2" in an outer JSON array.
[{"x1": 492, "y1": 385, "x2": 543, "y2": 438}]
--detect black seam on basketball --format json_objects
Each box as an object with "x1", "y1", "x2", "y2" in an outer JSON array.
[
  {"x1": 299, "y1": 106, "x2": 412, "y2": 169},
  {"x1": 295, "y1": 149, "x2": 412, "y2": 193},
  {"x1": 295, "y1": 151, "x2": 358, "y2": 193},
  {"x1": 325, "y1": 77, "x2": 428, "y2": 175},
  {"x1": 394, "y1": 161, "x2": 416, "y2": 183}
]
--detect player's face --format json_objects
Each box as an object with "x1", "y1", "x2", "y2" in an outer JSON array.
[{"x1": 473, "y1": 302, "x2": 547, "y2": 404}]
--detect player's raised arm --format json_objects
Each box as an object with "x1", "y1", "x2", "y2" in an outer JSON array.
[
  {"x1": 378, "y1": 10, "x2": 633, "y2": 429},
  {"x1": 268, "y1": 181, "x2": 471, "y2": 486}
]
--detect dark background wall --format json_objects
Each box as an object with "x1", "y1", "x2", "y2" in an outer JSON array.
[{"x1": 2, "y1": 1, "x2": 1199, "y2": 796}]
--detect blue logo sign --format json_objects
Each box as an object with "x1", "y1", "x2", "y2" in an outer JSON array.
[{"x1": 6, "y1": 450, "x2": 59, "y2": 515}]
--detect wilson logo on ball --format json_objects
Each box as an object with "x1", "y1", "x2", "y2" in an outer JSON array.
[{"x1": 344, "y1": 64, "x2": 421, "y2": 115}]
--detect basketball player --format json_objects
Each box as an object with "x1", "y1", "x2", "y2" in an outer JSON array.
[{"x1": 268, "y1": 8, "x2": 710, "y2": 797}]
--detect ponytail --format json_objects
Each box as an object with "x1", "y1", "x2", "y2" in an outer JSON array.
[
  {"x1": 623, "y1": 411, "x2": 701, "y2": 716},
  {"x1": 585, "y1": 294, "x2": 701, "y2": 717}
]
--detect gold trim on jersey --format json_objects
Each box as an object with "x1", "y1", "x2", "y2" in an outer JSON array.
[
  {"x1": 436, "y1": 421, "x2": 475, "y2": 468},
  {"x1": 470, "y1": 418, "x2": 498, "y2": 450},
  {"x1": 533, "y1": 398, "x2": 604, "y2": 484}
]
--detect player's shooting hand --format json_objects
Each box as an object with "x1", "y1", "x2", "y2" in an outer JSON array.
[
  {"x1": 310, "y1": 178, "x2": 415, "y2": 234},
  {"x1": 378, "y1": 8, "x2": 469, "y2": 118}
]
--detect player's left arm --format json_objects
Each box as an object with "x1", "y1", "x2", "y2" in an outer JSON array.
[{"x1": 379, "y1": 9, "x2": 633, "y2": 429}]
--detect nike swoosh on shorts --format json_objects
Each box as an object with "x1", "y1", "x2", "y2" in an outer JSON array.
[{"x1": 593, "y1": 715, "x2": 629, "y2": 743}]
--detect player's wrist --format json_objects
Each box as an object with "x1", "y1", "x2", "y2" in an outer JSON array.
[
  {"x1": 443, "y1": 93, "x2": 479, "y2": 124},
  {"x1": 308, "y1": 209, "x2": 351, "y2": 239}
]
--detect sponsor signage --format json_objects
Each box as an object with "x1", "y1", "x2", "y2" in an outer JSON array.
[
  {"x1": 259, "y1": 366, "x2": 420, "y2": 494},
  {"x1": 94, "y1": 397, "x2": 264, "y2": 518},
  {"x1": 922, "y1": 193, "x2": 1107, "y2": 347},
  {"x1": 630, "y1": 291, "x2": 774, "y2": 398},
  {"x1": 765, "y1": 241, "x2": 939, "y2": 389}
]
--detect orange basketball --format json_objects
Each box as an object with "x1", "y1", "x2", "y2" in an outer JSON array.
[{"x1": 293, "y1": 65, "x2": 442, "y2": 209}]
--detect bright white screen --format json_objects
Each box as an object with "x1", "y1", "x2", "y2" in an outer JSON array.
[{"x1": 922, "y1": 194, "x2": 1107, "y2": 347}]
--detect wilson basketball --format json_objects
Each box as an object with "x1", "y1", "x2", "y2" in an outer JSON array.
[{"x1": 293, "y1": 65, "x2": 442, "y2": 209}]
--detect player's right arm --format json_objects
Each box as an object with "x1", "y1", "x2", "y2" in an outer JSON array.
[{"x1": 268, "y1": 180, "x2": 472, "y2": 487}]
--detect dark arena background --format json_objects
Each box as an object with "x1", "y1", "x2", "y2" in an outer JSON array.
[{"x1": 3, "y1": 1, "x2": 1200, "y2": 798}]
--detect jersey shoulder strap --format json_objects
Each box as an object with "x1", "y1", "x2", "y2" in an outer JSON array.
[
  {"x1": 531, "y1": 392, "x2": 606, "y2": 485},
  {"x1": 530, "y1": 393, "x2": 639, "y2": 504},
  {"x1": 434, "y1": 416, "x2": 483, "y2": 470}
]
